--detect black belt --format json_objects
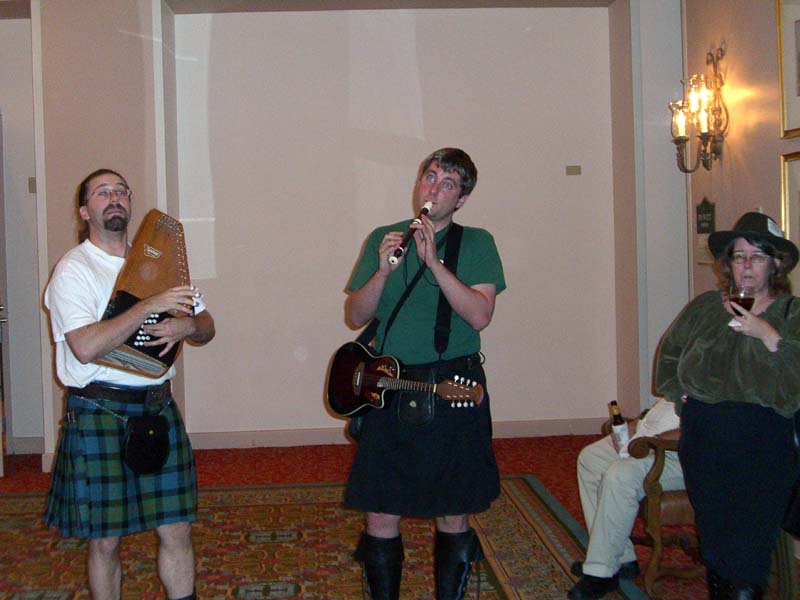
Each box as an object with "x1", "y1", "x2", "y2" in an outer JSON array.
[
  {"x1": 68, "y1": 381, "x2": 171, "y2": 404},
  {"x1": 402, "y1": 352, "x2": 483, "y2": 374}
]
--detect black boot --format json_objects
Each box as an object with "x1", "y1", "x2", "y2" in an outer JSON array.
[
  {"x1": 706, "y1": 569, "x2": 725, "y2": 600},
  {"x1": 434, "y1": 528, "x2": 484, "y2": 600},
  {"x1": 354, "y1": 533, "x2": 404, "y2": 600}
]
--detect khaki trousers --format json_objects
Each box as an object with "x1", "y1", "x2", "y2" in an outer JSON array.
[{"x1": 577, "y1": 435, "x2": 684, "y2": 578}]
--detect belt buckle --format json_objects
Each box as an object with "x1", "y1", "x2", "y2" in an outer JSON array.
[
  {"x1": 63, "y1": 410, "x2": 77, "y2": 424},
  {"x1": 146, "y1": 384, "x2": 167, "y2": 406}
]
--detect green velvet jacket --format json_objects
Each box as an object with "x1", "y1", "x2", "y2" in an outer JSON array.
[{"x1": 655, "y1": 290, "x2": 800, "y2": 418}]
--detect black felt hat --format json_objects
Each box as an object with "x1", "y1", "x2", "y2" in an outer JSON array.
[{"x1": 708, "y1": 212, "x2": 799, "y2": 271}]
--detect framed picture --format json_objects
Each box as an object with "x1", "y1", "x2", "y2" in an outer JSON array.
[
  {"x1": 781, "y1": 152, "x2": 800, "y2": 289},
  {"x1": 779, "y1": 1, "x2": 800, "y2": 136}
]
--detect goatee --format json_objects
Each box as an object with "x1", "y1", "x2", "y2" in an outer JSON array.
[{"x1": 104, "y1": 215, "x2": 128, "y2": 232}]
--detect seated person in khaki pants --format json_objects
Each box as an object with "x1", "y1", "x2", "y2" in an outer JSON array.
[{"x1": 567, "y1": 398, "x2": 683, "y2": 600}]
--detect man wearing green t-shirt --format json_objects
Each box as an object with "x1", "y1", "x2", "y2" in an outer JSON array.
[{"x1": 343, "y1": 148, "x2": 506, "y2": 600}]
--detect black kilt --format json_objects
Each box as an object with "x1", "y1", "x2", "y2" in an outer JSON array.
[{"x1": 344, "y1": 355, "x2": 499, "y2": 518}]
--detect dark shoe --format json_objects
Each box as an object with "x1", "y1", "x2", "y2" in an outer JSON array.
[
  {"x1": 569, "y1": 560, "x2": 639, "y2": 579},
  {"x1": 354, "y1": 533, "x2": 404, "y2": 600},
  {"x1": 567, "y1": 574, "x2": 619, "y2": 600},
  {"x1": 727, "y1": 583, "x2": 764, "y2": 600},
  {"x1": 434, "y1": 528, "x2": 485, "y2": 600}
]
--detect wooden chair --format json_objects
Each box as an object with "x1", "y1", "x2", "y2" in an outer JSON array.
[
  {"x1": 626, "y1": 434, "x2": 799, "y2": 599},
  {"x1": 625, "y1": 435, "x2": 702, "y2": 596}
]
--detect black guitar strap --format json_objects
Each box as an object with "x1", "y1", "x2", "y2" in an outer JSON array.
[
  {"x1": 376, "y1": 229, "x2": 454, "y2": 354},
  {"x1": 348, "y1": 224, "x2": 463, "y2": 442},
  {"x1": 434, "y1": 223, "x2": 463, "y2": 356},
  {"x1": 355, "y1": 318, "x2": 379, "y2": 346},
  {"x1": 376, "y1": 263, "x2": 428, "y2": 353}
]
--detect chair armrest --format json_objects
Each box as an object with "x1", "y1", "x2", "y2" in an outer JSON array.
[
  {"x1": 628, "y1": 436, "x2": 679, "y2": 459},
  {"x1": 627, "y1": 436, "x2": 679, "y2": 502}
]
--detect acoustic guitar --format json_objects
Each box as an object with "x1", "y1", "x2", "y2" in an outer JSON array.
[{"x1": 326, "y1": 341, "x2": 484, "y2": 417}]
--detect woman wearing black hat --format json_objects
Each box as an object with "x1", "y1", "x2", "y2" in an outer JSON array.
[{"x1": 655, "y1": 212, "x2": 800, "y2": 600}]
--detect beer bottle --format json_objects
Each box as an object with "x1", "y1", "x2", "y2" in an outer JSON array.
[{"x1": 609, "y1": 400, "x2": 630, "y2": 457}]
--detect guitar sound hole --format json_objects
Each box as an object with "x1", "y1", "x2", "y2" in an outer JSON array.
[{"x1": 352, "y1": 362, "x2": 365, "y2": 395}]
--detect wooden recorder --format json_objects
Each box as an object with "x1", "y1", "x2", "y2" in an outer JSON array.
[{"x1": 96, "y1": 209, "x2": 190, "y2": 378}]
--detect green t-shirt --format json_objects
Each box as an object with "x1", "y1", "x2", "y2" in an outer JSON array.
[
  {"x1": 347, "y1": 221, "x2": 506, "y2": 364},
  {"x1": 655, "y1": 290, "x2": 800, "y2": 417}
]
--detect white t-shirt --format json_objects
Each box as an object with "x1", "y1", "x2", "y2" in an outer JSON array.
[
  {"x1": 44, "y1": 239, "x2": 176, "y2": 388},
  {"x1": 618, "y1": 397, "x2": 681, "y2": 456}
]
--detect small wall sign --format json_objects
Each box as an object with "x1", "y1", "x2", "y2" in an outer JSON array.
[
  {"x1": 696, "y1": 197, "x2": 715, "y2": 265},
  {"x1": 696, "y1": 197, "x2": 715, "y2": 233}
]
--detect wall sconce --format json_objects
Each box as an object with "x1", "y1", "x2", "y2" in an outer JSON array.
[{"x1": 669, "y1": 47, "x2": 729, "y2": 173}]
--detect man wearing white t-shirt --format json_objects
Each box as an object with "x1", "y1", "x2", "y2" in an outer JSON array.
[
  {"x1": 43, "y1": 168, "x2": 215, "y2": 600},
  {"x1": 567, "y1": 399, "x2": 684, "y2": 600}
]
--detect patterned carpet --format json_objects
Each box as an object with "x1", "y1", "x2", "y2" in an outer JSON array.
[
  {"x1": 4, "y1": 436, "x2": 793, "y2": 599},
  {"x1": 0, "y1": 474, "x2": 649, "y2": 600}
]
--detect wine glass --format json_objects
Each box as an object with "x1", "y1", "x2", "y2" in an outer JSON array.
[{"x1": 730, "y1": 284, "x2": 756, "y2": 313}]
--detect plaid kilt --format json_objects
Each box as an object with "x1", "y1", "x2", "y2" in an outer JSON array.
[{"x1": 44, "y1": 390, "x2": 197, "y2": 539}]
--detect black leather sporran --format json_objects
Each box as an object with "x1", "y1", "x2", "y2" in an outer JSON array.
[
  {"x1": 121, "y1": 414, "x2": 170, "y2": 475},
  {"x1": 393, "y1": 366, "x2": 436, "y2": 427}
]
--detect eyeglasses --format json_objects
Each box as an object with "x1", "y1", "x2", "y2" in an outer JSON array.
[
  {"x1": 731, "y1": 252, "x2": 770, "y2": 265},
  {"x1": 91, "y1": 185, "x2": 131, "y2": 202}
]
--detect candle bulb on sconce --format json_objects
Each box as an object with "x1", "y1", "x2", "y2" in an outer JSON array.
[
  {"x1": 676, "y1": 110, "x2": 687, "y2": 137},
  {"x1": 670, "y1": 100, "x2": 689, "y2": 140},
  {"x1": 699, "y1": 109, "x2": 709, "y2": 133},
  {"x1": 668, "y1": 46, "x2": 729, "y2": 173},
  {"x1": 688, "y1": 76, "x2": 702, "y2": 113}
]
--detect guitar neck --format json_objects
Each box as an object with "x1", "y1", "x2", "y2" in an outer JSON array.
[{"x1": 378, "y1": 377, "x2": 436, "y2": 395}]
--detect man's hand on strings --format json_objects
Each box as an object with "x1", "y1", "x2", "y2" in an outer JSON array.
[
  {"x1": 140, "y1": 285, "x2": 198, "y2": 317},
  {"x1": 141, "y1": 316, "x2": 198, "y2": 356}
]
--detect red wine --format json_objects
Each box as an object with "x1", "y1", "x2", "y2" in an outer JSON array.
[{"x1": 733, "y1": 296, "x2": 754, "y2": 311}]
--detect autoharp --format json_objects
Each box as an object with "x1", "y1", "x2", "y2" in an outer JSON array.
[{"x1": 96, "y1": 209, "x2": 190, "y2": 378}]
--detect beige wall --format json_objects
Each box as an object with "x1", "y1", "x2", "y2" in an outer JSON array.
[
  {"x1": 40, "y1": 1, "x2": 160, "y2": 263},
  {"x1": 0, "y1": 17, "x2": 41, "y2": 452},
  {"x1": 685, "y1": 0, "x2": 800, "y2": 293},
  {"x1": 609, "y1": 0, "x2": 640, "y2": 413},
  {"x1": 19, "y1": 0, "x2": 689, "y2": 460},
  {"x1": 172, "y1": 7, "x2": 620, "y2": 442}
]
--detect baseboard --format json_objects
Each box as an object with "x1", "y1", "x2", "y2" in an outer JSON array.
[
  {"x1": 6, "y1": 436, "x2": 44, "y2": 454},
  {"x1": 189, "y1": 427, "x2": 351, "y2": 449},
  {"x1": 187, "y1": 418, "x2": 606, "y2": 449},
  {"x1": 493, "y1": 418, "x2": 606, "y2": 438},
  {"x1": 41, "y1": 452, "x2": 54, "y2": 473},
  {"x1": 34, "y1": 419, "x2": 607, "y2": 471}
]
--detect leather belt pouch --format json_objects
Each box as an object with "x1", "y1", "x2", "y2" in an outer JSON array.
[
  {"x1": 393, "y1": 365, "x2": 435, "y2": 427},
  {"x1": 121, "y1": 414, "x2": 170, "y2": 475}
]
